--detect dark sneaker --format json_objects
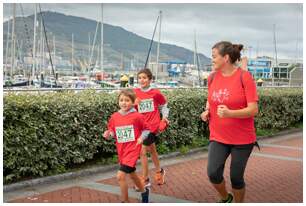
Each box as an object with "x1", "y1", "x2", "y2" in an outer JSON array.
[
  {"x1": 218, "y1": 193, "x2": 233, "y2": 203},
  {"x1": 155, "y1": 168, "x2": 166, "y2": 185},
  {"x1": 141, "y1": 187, "x2": 150, "y2": 203}
]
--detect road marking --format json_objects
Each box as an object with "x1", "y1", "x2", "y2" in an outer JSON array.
[
  {"x1": 261, "y1": 143, "x2": 302, "y2": 151},
  {"x1": 80, "y1": 182, "x2": 194, "y2": 203},
  {"x1": 252, "y1": 152, "x2": 302, "y2": 162}
]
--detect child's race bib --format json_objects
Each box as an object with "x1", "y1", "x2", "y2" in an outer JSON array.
[
  {"x1": 138, "y1": 98, "x2": 154, "y2": 113},
  {"x1": 115, "y1": 125, "x2": 135, "y2": 143}
]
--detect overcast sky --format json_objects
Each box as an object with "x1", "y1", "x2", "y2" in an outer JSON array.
[{"x1": 3, "y1": 3, "x2": 303, "y2": 59}]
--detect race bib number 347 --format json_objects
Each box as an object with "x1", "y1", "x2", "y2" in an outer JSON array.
[
  {"x1": 115, "y1": 125, "x2": 135, "y2": 143},
  {"x1": 138, "y1": 98, "x2": 154, "y2": 113}
]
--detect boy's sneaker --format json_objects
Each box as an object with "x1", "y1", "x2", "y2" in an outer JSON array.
[
  {"x1": 134, "y1": 177, "x2": 151, "y2": 192},
  {"x1": 141, "y1": 187, "x2": 150, "y2": 203},
  {"x1": 155, "y1": 168, "x2": 166, "y2": 185},
  {"x1": 218, "y1": 193, "x2": 233, "y2": 203}
]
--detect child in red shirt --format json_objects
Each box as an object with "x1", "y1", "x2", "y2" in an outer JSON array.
[
  {"x1": 133, "y1": 68, "x2": 170, "y2": 189},
  {"x1": 103, "y1": 89, "x2": 150, "y2": 203}
]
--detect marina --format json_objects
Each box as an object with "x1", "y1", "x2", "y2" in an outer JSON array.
[{"x1": 3, "y1": 3, "x2": 303, "y2": 91}]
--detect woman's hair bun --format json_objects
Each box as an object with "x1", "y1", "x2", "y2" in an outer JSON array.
[{"x1": 233, "y1": 44, "x2": 243, "y2": 52}]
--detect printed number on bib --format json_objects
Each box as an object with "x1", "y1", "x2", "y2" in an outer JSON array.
[
  {"x1": 138, "y1": 98, "x2": 154, "y2": 113},
  {"x1": 115, "y1": 125, "x2": 135, "y2": 143}
]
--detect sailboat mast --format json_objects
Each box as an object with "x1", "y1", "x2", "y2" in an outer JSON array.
[
  {"x1": 32, "y1": 4, "x2": 37, "y2": 80},
  {"x1": 273, "y1": 24, "x2": 278, "y2": 86},
  {"x1": 89, "y1": 22, "x2": 99, "y2": 71},
  {"x1": 42, "y1": 19, "x2": 45, "y2": 76},
  {"x1": 11, "y1": 3, "x2": 16, "y2": 77},
  {"x1": 18, "y1": 39, "x2": 25, "y2": 76},
  {"x1": 53, "y1": 35, "x2": 56, "y2": 74},
  {"x1": 38, "y1": 4, "x2": 56, "y2": 86},
  {"x1": 144, "y1": 14, "x2": 159, "y2": 69},
  {"x1": 5, "y1": 13, "x2": 11, "y2": 74},
  {"x1": 295, "y1": 11, "x2": 299, "y2": 64},
  {"x1": 156, "y1": 10, "x2": 162, "y2": 82},
  {"x1": 39, "y1": 19, "x2": 42, "y2": 74},
  {"x1": 194, "y1": 30, "x2": 201, "y2": 86},
  {"x1": 121, "y1": 52, "x2": 124, "y2": 70},
  {"x1": 100, "y1": 3, "x2": 104, "y2": 79},
  {"x1": 88, "y1": 32, "x2": 91, "y2": 61},
  {"x1": 193, "y1": 30, "x2": 196, "y2": 69},
  {"x1": 72, "y1": 33, "x2": 74, "y2": 74}
]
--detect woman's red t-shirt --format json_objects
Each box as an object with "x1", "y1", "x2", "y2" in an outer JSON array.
[{"x1": 208, "y1": 68, "x2": 258, "y2": 145}]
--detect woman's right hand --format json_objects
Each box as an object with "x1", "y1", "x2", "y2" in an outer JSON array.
[
  {"x1": 103, "y1": 130, "x2": 110, "y2": 139},
  {"x1": 201, "y1": 110, "x2": 210, "y2": 122}
]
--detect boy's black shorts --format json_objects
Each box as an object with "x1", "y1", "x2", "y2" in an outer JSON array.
[
  {"x1": 143, "y1": 132, "x2": 158, "y2": 146},
  {"x1": 119, "y1": 164, "x2": 136, "y2": 174}
]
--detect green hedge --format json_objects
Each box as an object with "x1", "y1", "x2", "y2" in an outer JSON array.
[{"x1": 4, "y1": 88, "x2": 302, "y2": 183}]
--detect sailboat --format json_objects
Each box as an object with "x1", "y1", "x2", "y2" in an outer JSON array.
[{"x1": 4, "y1": 3, "x2": 29, "y2": 88}]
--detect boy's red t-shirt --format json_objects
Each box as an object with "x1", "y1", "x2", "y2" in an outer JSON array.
[
  {"x1": 107, "y1": 111, "x2": 148, "y2": 167},
  {"x1": 208, "y1": 68, "x2": 259, "y2": 145},
  {"x1": 134, "y1": 88, "x2": 167, "y2": 134}
]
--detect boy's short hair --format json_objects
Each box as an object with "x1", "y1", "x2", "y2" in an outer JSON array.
[
  {"x1": 118, "y1": 88, "x2": 136, "y2": 103},
  {"x1": 137, "y1": 68, "x2": 153, "y2": 80}
]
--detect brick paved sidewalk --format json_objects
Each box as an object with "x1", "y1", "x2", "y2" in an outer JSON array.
[{"x1": 4, "y1": 132, "x2": 303, "y2": 203}]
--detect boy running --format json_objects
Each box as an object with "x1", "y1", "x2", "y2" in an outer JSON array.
[
  {"x1": 133, "y1": 68, "x2": 170, "y2": 188},
  {"x1": 103, "y1": 89, "x2": 150, "y2": 203}
]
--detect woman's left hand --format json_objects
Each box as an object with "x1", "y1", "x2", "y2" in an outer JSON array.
[{"x1": 217, "y1": 105, "x2": 231, "y2": 118}]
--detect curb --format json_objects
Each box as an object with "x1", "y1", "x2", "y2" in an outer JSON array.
[
  {"x1": 3, "y1": 164, "x2": 118, "y2": 192},
  {"x1": 4, "y1": 128, "x2": 302, "y2": 192},
  {"x1": 257, "y1": 127, "x2": 302, "y2": 139}
]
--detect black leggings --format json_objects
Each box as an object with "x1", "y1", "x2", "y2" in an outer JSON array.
[{"x1": 207, "y1": 141, "x2": 254, "y2": 189}]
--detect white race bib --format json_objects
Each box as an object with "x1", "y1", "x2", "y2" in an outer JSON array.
[
  {"x1": 138, "y1": 98, "x2": 154, "y2": 113},
  {"x1": 115, "y1": 125, "x2": 135, "y2": 143}
]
